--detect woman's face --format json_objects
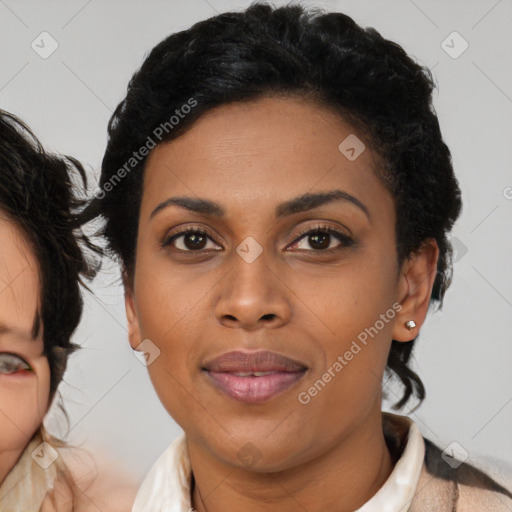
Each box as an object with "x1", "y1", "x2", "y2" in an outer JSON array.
[
  {"x1": 0, "y1": 216, "x2": 50, "y2": 482},
  {"x1": 126, "y1": 96, "x2": 426, "y2": 471}
]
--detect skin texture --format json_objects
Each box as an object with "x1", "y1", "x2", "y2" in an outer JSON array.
[
  {"x1": 0, "y1": 215, "x2": 50, "y2": 485},
  {"x1": 125, "y1": 96, "x2": 439, "y2": 512}
]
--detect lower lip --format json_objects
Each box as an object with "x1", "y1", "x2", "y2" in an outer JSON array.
[{"x1": 204, "y1": 370, "x2": 306, "y2": 404}]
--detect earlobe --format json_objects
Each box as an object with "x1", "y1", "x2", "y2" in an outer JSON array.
[
  {"x1": 124, "y1": 283, "x2": 142, "y2": 351},
  {"x1": 392, "y1": 239, "x2": 439, "y2": 342}
]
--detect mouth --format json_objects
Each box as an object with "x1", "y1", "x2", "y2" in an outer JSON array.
[{"x1": 202, "y1": 350, "x2": 308, "y2": 404}]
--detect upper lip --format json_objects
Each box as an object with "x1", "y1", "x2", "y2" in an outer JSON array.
[{"x1": 202, "y1": 350, "x2": 308, "y2": 373}]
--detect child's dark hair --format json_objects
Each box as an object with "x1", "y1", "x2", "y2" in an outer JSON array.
[
  {"x1": 0, "y1": 109, "x2": 99, "y2": 401},
  {"x1": 82, "y1": 2, "x2": 462, "y2": 409}
]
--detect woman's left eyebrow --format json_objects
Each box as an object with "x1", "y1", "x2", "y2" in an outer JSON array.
[{"x1": 150, "y1": 189, "x2": 370, "y2": 221}]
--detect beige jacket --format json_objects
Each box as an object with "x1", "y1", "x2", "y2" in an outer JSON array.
[
  {"x1": 382, "y1": 413, "x2": 512, "y2": 511},
  {"x1": 0, "y1": 430, "x2": 59, "y2": 511}
]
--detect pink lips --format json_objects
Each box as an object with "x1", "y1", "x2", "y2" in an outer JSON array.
[{"x1": 202, "y1": 350, "x2": 307, "y2": 404}]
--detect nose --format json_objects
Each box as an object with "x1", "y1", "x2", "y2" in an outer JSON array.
[{"x1": 214, "y1": 249, "x2": 292, "y2": 331}]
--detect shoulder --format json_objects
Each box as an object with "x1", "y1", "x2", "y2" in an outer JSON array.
[{"x1": 411, "y1": 437, "x2": 512, "y2": 511}]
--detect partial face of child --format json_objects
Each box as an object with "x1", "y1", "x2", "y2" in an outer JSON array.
[{"x1": 0, "y1": 215, "x2": 51, "y2": 484}]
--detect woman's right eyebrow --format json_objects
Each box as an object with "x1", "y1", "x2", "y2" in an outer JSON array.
[
  {"x1": 150, "y1": 196, "x2": 223, "y2": 219},
  {"x1": 149, "y1": 189, "x2": 370, "y2": 222}
]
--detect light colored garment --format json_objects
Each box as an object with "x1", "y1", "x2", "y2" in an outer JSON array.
[
  {"x1": 0, "y1": 428, "x2": 139, "y2": 512},
  {"x1": 0, "y1": 430, "x2": 58, "y2": 512},
  {"x1": 132, "y1": 412, "x2": 512, "y2": 512}
]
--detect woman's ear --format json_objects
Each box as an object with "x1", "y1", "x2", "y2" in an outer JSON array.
[
  {"x1": 123, "y1": 269, "x2": 142, "y2": 351},
  {"x1": 392, "y1": 238, "x2": 439, "y2": 342}
]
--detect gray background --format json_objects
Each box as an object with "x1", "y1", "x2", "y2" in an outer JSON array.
[{"x1": 1, "y1": 0, "x2": 511, "y2": 482}]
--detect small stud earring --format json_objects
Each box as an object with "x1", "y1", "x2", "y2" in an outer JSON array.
[{"x1": 405, "y1": 320, "x2": 416, "y2": 331}]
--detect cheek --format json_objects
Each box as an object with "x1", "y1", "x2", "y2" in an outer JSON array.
[
  {"x1": 136, "y1": 258, "x2": 208, "y2": 329},
  {"x1": 134, "y1": 255, "x2": 209, "y2": 362},
  {"x1": 302, "y1": 248, "x2": 397, "y2": 346},
  {"x1": 0, "y1": 372, "x2": 49, "y2": 452},
  {"x1": 133, "y1": 277, "x2": 193, "y2": 411},
  {"x1": 297, "y1": 255, "x2": 397, "y2": 413}
]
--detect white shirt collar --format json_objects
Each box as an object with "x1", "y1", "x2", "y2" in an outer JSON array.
[
  {"x1": 355, "y1": 414, "x2": 425, "y2": 511},
  {"x1": 132, "y1": 413, "x2": 425, "y2": 512}
]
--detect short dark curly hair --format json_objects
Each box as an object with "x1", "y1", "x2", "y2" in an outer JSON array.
[
  {"x1": 82, "y1": 2, "x2": 462, "y2": 409},
  {"x1": 0, "y1": 109, "x2": 99, "y2": 401}
]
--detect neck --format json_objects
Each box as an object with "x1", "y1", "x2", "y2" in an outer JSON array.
[{"x1": 189, "y1": 409, "x2": 394, "y2": 512}]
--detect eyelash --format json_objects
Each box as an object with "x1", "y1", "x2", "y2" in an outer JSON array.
[
  {"x1": 161, "y1": 224, "x2": 353, "y2": 254},
  {"x1": 293, "y1": 224, "x2": 354, "y2": 253}
]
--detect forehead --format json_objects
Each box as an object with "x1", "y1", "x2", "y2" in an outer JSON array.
[
  {"x1": 141, "y1": 96, "x2": 393, "y2": 224},
  {"x1": 0, "y1": 216, "x2": 40, "y2": 339}
]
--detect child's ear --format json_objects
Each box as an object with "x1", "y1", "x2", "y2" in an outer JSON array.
[
  {"x1": 123, "y1": 269, "x2": 142, "y2": 350},
  {"x1": 392, "y1": 239, "x2": 439, "y2": 342}
]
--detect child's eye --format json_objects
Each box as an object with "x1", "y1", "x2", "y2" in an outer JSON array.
[{"x1": 0, "y1": 353, "x2": 32, "y2": 374}]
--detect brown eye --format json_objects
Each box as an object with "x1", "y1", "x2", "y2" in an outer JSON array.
[
  {"x1": 290, "y1": 225, "x2": 353, "y2": 252},
  {"x1": 161, "y1": 228, "x2": 222, "y2": 252},
  {"x1": 305, "y1": 232, "x2": 331, "y2": 250}
]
